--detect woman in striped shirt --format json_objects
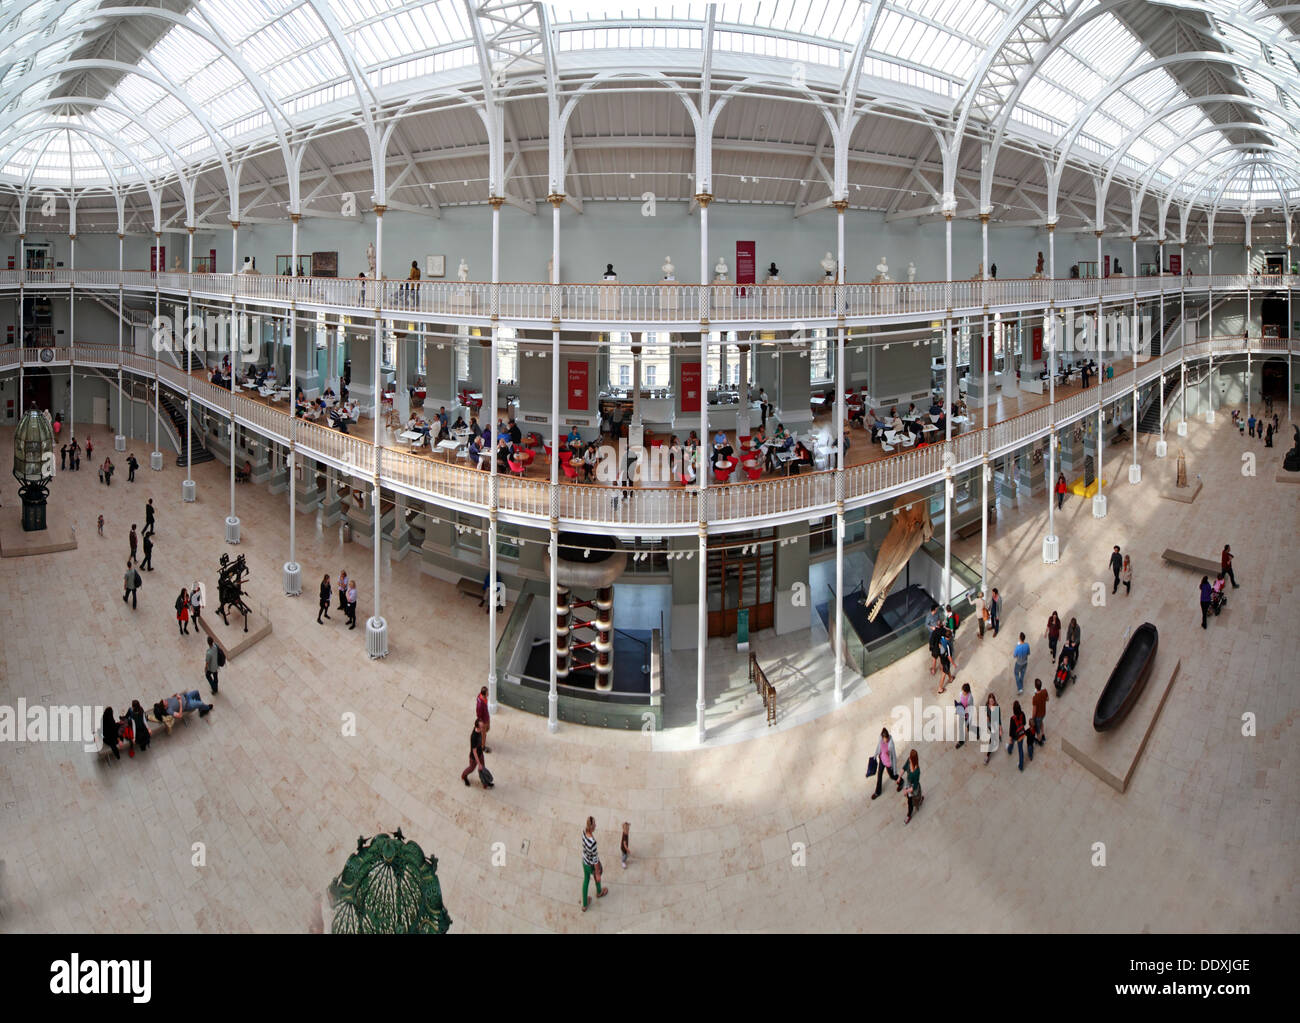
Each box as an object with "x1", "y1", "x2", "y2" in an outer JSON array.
[{"x1": 581, "y1": 817, "x2": 609, "y2": 911}]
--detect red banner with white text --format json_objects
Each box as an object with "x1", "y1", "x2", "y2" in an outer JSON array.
[
  {"x1": 681, "y1": 361, "x2": 702, "y2": 413},
  {"x1": 567, "y1": 360, "x2": 588, "y2": 412}
]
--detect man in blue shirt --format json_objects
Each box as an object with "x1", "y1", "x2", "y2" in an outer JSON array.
[{"x1": 1012, "y1": 632, "x2": 1031, "y2": 694}]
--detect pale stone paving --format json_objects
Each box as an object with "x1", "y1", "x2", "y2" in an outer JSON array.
[{"x1": 0, "y1": 416, "x2": 1295, "y2": 932}]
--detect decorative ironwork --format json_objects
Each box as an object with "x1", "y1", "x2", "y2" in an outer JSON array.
[
  {"x1": 216, "y1": 552, "x2": 252, "y2": 632},
  {"x1": 328, "y1": 829, "x2": 451, "y2": 934}
]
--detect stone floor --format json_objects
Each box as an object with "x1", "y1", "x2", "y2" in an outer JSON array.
[{"x1": 0, "y1": 412, "x2": 1296, "y2": 933}]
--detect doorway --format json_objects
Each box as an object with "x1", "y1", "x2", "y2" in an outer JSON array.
[
  {"x1": 706, "y1": 537, "x2": 774, "y2": 636},
  {"x1": 1261, "y1": 358, "x2": 1288, "y2": 401},
  {"x1": 21, "y1": 369, "x2": 52, "y2": 413}
]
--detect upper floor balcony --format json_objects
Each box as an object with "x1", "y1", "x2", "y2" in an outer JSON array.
[
  {"x1": 0, "y1": 268, "x2": 1294, "y2": 331},
  {"x1": 1, "y1": 335, "x2": 1286, "y2": 538}
]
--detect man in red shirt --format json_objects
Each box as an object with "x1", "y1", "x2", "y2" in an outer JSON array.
[
  {"x1": 1221, "y1": 545, "x2": 1240, "y2": 589},
  {"x1": 476, "y1": 686, "x2": 492, "y2": 754}
]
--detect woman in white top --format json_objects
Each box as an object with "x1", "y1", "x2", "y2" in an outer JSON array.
[
  {"x1": 983, "y1": 693, "x2": 1001, "y2": 766},
  {"x1": 189, "y1": 583, "x2": 203, "y2": 632},
  {"x1": 975, "y1": 589, "x2": 988, "y2": 640}
]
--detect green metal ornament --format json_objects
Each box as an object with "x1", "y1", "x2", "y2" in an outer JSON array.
[{"x1": 328, "y1": 829, "x2": 452, "y2": 934}]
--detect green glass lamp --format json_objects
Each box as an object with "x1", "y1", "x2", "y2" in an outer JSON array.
[
  {"x1": 12, "y1": 405, "x2": 54, "y2": 531},
  {"x1": 328, "y1": 829, "x2": 452, "y2": 934}
]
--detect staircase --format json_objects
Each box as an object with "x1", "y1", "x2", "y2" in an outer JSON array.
[
  {"x1": 158, "y1": 388, "x2": 215, "y2": 466},
  {"x1": 1137, "y1": 374, "x2": 1180, "y2": 434}
]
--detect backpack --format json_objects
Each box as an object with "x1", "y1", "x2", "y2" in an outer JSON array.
[
  {"x1": 133, "y1": 570, "x2": 142, "y2": 589},
  {"x1": 216, "y1": 647, "x2": 227, "y2": 668}
]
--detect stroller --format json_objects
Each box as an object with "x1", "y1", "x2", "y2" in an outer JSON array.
[
  {"x1": 1053, "y1": 644, "x2": 1078, "y2": 697},
  {"x1": 1210, "y1": 586, "x2": 1228, "y2": 616}
]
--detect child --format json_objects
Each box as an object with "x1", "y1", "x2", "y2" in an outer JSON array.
[
  {"x1": 621, "y1": 822, "x2": 630, "y2": 869},
  {"x1": 97, "y1": 514, "x2": 104, "y2": 536}
]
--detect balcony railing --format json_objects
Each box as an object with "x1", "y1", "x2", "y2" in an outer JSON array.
[
  {"x1": 4, "y1": 268, "x2": 1297, "y2": 329},
  {"x1": 3, "y1": 336, "x2": 1288, "y2": 530}
]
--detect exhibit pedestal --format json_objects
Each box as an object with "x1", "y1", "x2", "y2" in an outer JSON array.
[
  {"x1": 150, "y1": 450, "x2": 163, "y2": 471},
  {"x1": 283, "y1": 561, "x2": 302, "y2": 596},
  {"x1": 225, "y1": 515, "x2": 241, "y2": 544},
  {"x1": 198, "y1": 599, "x2": 272, "y2": 660},
  {"x1": 1177, "y1": 421, "x2": 1188, "y2": 437},
  {"x1": 1155, "y1": 439, "x2": 1168, "y2": 458},
  {"x1": 1128, "y1": 463, "x2": 1142, "y2": 484},
  {"x1": 182, "y1": 479, "x2": 196, "y2": 503},
  {"x1": 1092, "y1": 493, "x2": 1107, "y2": 518}
]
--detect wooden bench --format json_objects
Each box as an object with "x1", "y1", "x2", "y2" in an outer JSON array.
[
  {"x1": 94, "y1": 708, "x2": 195, "y2": 757},
  {"x1": 457, "y1": 577, "x2": 484, "y2": 602},
  {"x1": 955, "y1": 519, "x2": 982, "y2": 541},
  {"x1": 1161, "y1": 549, "x2": 1221, "y2": 575}
]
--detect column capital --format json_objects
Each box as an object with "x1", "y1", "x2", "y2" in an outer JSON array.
[
  {"x1": 229, "y1": 220, "x2": 240, "y2": 230},
  {"x1": 1094, "y1": 230, "x2": 1104, "y2": 239},
  {"x1": 694, "y1": 192, "x2": 714, "y2": 208},
  {"x1": 831, "y1": 199, "x2": 849, "y2": 213},
  {"x1": 1207, "y1": 243, "x2": 1213, "y2": 249},
  {"x1": 477, "y1": 335, "x2": 492, "y2": 348},
  {"x1": 373, "y1": 204, "x2": 386, "y2": 216},
  {"x1": 289, "y1": 213, "x2": 301, "y2": 224},
  {"x1": 979, "y1": 213, "x2": 990, "y2": 225},
  {"x1": 1130, "y1": 235, "x2": 1138, "y2": 243},
  {"x1": 68, "y1": 233, "x2": 76, "y2": 241},
  {"x1": 630, "y1": 345, "x2": 642, "y2": 355},
  {"x1": 117, "y1": 232, "x2": 124, "y2": 240},
  {"x1": 736, "y1": 343, "x2": 750, "y2": 353},
  {"x1": 1046, "y1": 222, "x2": 1056, "y2": 233},
  {"x1": 187, "y1": 224, "x2": 196, "y2": 234},
  {"x1": 543, "y1": 194, "x2": 562, "y2": 209}
]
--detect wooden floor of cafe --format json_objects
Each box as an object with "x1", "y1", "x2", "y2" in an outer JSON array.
[{"x1": 185, "y1": 364, "x2": 1134, "y2": 487}]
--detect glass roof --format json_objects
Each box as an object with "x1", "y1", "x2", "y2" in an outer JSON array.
[{"x1": 0, "y1": 0, "x2": 1296, "y2": 208}]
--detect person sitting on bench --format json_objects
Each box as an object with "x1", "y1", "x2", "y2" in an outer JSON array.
[
  {"x1": 1114, "y1": 421, "x2": 1128, "y2": 442},
  {"x1": 235, "y1": 460, "x2": 252, "y2": 483}
]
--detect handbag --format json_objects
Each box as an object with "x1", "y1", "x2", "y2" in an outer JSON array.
[{"x1": 866, "y1": 755, "x2": 879, "y2": 778}]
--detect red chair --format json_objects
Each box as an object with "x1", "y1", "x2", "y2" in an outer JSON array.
[
  {"x1": 543, "y1": 444, "x2": 553, "y2": 464},
  {"x1": 744, "y1": 464, "x2": 763, "y2": 481},
  {"x1": 714, "y1": 463, "x2": 733, "y2": 483},
  {"x1": 559, "y1": 449, "x2": 573, "y2": 465},
  {"x1": 562, "y1": 461, "x2": 579, "y2": 481},
  {"x1": 508, "y1": 458, "x2": 526, "y2": 478},
  {"x1": 738, "y1": 435, "x2": 751, "y2": 448}
]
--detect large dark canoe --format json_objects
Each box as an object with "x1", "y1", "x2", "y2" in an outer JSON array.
[{"x1": 1093, "y1": 622, "x2": 1159, "y2": 732}]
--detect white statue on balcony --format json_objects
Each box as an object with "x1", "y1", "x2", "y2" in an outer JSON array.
[
  {"x1": 662, "y1": 256, "x2": 675, "y2": 281},
  {"x1": 547, "y1": 257, "x2": 554, "y2": 284},
  {"x1": 820, "y1": 251, "x2": 836, "y2": 280},
  {"x1": 907, "y1": 262, "x2": 917, "y2": 283},
  {"x1": 457, "y1": 258, "x2": 469, "y2": 282},
  {"x1": 872, "y1": 255, "x2": 891, "y2": 283},
  {"x1": 366, "y1": 242, "x2": 375, "y2": 278},
  {"x1": 714, "y1": 256, "x2": 729, "y2": 281},
  {"x1": 972, "y1": 262, "x2": 984, "y2": 281}
]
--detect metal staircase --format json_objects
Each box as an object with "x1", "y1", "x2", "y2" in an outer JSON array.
[{"x1": 158, "y1": 388, "x2": 215, "y2": 466}]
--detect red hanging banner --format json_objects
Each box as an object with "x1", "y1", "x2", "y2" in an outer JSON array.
[
  {"x1": 735, "y1": 241, "x2": 756, "y2": 285},
  {"x1": 1031, "y1": 326, "x2": 1043, "y2": 362},
  {"x1": 150, "y1": 246, "x2": 165, "y2": 272},
  {"x1": 567, "y1": 360, "x2": 588, "y2": 412},
  {"x1": 681, "y1": 361, "x2": 702, "y2": 412},
  {"x1": 1168, "y1": 253, "x2": 1181, "y2": 275},
  {"x1": 1103, "y1": 255, "x2": 1110, "y2": 278}
]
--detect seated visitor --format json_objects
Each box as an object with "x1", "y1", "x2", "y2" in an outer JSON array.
[
  {"x1": 322, "y1": 383, "x2": 336, "y2": 400},
  {"x1": 793, "y1": 440, "x2": 814, "y2": 468},
  {"x1": 496, "y1": 438, "x2": 512, "y2": 473},
  {"x1": 929, "y1": 399, "x2": 944, "y2": 417},
  {"x1": 582, "y1": 442, "x2": 598, "y2": 481},
  {"x1": 266, "y1": 366, "x2": 278, "y2": 386},
  {"x1": 566, "y1": 426, "x2": 582, "y2": 450},
  {"x1": 890, "y1": 412, "x2": 904, "y2": 436},
  {"x1": 508, "y1": 419, "x2": 522, "y2": 445}
]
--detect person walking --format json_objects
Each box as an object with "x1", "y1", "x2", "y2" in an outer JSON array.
[
  {"x1": 1265, "y1": 422, "x2": 1274, "y2": 448},
  {"x1": 1012, "y1": 632, "x2": 1030, "y2": 695},
  {"x1": 204, "y1": 636, "x2": 220, "y2": 694},
  {"x1": 976, "y1": 589, "x2": 988, "y2": 640},
  {"x1": 143, "y1": 498, "x2": 156, "y2": 539},
  {"x1": 128, "y1": 524, "x2": 138, "y2": 565},
  {"x1": 476, "y1": 686, "x2": 492, "y2": 753},
  {"x1": 460, "y1": 719, "x2": 489, "y2": 787},
  {"x1": 1221, "y1": 545, "x2": 1239, "y2": 588},
  {"x1": 1065, "y1": 616, "x2": 1081, "y2": 663},
  {"x1": 1109, "y1": 545, "x2": 1123, "y2": 593},
  {"x1": 97, "y1": 514, "x2": 104, "y2": 536},
  {"x1": 1120, "y1": 554, "x2": 1132, "y2": 595},
  {"x1": 1199, "y1": 575, "x2": 1213, "y2": 629},
  {"x1": 60, "y1": 444, "x2": 67, "y2": 471},
  {"x1": 140, "y1": 532, "x2": 154, "y2": 572},
  {"x1": 126, "y1": 452, "x2": 139, "y2": 482},
  {"x1": 1055, "y1": 472, "x2": 1068, "y2": 509},
  {"x1": 346, "y1": 579, "x2": 358, "y2": 630},
  {"x1": 1045, "y1": 611, "x2": 1061, "y2": 661},
  {"x1": 869, "y1": 726, "x2": 902, "y2": 800},
  {"x1": 1007, "y1": 700, "x2": 1029, "y2": 771},
  {"x1": 317, "y1": 574, "x2": 332, "y2": 623},
  {"x1": 1030, "y1": 677, "x2": 1049, "y2": 745},
  {"x1": 1247, "y1": 412, "x2": 1256, "y2": 438},
  {"x1": 901, "y1": 749, "x2": 923, "y2": 824},
  {"x1": 175, "y1": 587, "x2": 190, "y2": 636},
  {"x1": 955, "y1": 682, "x2": 974, "y2": 749},
  {"x1": 983, "y1": 693, "x2": 1002, "y2": 765},
  {"x1": 337, "y1": 570, "x2": 349, "y2": 613},
  {"x1": 189, "y1": 583, "x2": 202, "y2": 634},
  {"x1": 989, "y1": 587, "x2": 1001, "y2": 636},
  {"x1": 122, "y1": 560, "x2": 141, "y2": 609},
  {"x1": 581, "y1": 817, "x2": 609, "y2": 910},
  {"x1": 84, "y1": 437, "x2": 92, "y2": 464},
  {"x1": 936, "y1": 629, "x2": 957, "y2": 695},
  {"x1": 101, "y1": 706, "x2": 121, "y2": 761}
]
